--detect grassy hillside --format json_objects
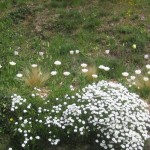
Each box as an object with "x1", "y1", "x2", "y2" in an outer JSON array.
[
  {"x1": 0, "y1": 0, "x2": 150, "y2": 149},
  {"x1": 0, "y1": 0, "x2": 150, "y2": 92}
]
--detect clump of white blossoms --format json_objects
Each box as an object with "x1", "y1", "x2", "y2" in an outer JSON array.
[
  {"x1": 99, "y1": 65, "x2": 110, "y2": 71},
  {"x1": 74, "y1": 81, "x2": 150, "y2": 149},
  {"x1": 69, "y1": 50, "x2": 80, "y2": 55},
  {"x1": 10, "y1": 81, "x2": 150, "y2": 149}
]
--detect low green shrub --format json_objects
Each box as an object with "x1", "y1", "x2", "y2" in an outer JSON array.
[{"x1": 8, "y1": 81, "x2": 150, "y2": 150}]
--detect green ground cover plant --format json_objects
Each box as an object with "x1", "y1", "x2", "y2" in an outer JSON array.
[{"x1": 0, "y1": 0, "x2": 150, "y2": 149}]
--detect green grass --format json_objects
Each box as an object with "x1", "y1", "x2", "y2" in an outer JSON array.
[
  {"x1": 0, "y1": 134, "x2": 10, "y2": 150},
  {"x1": 0, "y1": 0, "x2": 150, "y2": 149}
]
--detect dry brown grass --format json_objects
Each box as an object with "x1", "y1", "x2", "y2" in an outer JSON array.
[
  {"x1": 134, "y1": 75, "x2": 150, "y2": 89},
  {"x1": 85, "y1": 66, "x2": 97, "y2": 80},
  {"x1": 22, "y1": 66, "x2": 50, "y2": 87}
]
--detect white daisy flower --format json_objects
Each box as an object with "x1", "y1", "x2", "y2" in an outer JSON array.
[
  {"x1": 103, "y1": 66, "x2": 110, "y2": 71},
  {"x1": 31, "y1": 94, "x2": 35, "y2": 97},
  {"x1": 130, "y1": 76, "x2": 136, "y2": 80},
  {"x1": 135, "y1": 69, "x2": 141, "y2": 75},
  {"x1": 16, "y1": 73, "x2": 23, "y2": 78},
  {"x1": 81, "y1": 63, "x2": 87, "y2": 68},
  {"x1": 132, "y1": 44, "x2": 136, "y2": 49},
  {"x1": 9, "y1": 61, "x2": 16, "y2": 66},
  {"x1": 35, "y1": 136, "x2": 40, "y2": 139},
  {"x1": 75, "y1": 50, "x2": 80, "y2": 54},
  {"x1": 54, "y1": 61, "x2": 61, "y2": 65},
  {"x1": 122, "y1": 72, "x2": 129, "y2": 77},
  {"x1": 51, "y1": 71, "x2": 57, "y2": 76},
  {"x1": 31, "y1": 64, "x2": 37, "y2": 68},
  {"x1": 14, "y1": 51, "x2": 19, "y2": 55},
  {"x1": 105, "y1": 50, "x2": 110, "y2": 54},
  {"x1": 69, "y1": 50, "x2": 74, "y2": 55},
  {"x1": 146, "y1": 64, "x2": 150, "y2": 69},
  {"x1": 144, "y1": 54, "x2": 149, "y2": 59},
  {"x1": 99, "y1": 65, "x2": 105, "y2": 69},
  {"x1": 82, "y1": 68, "x2": 88, "y2": 73},
  {"x1": 143, "y1": 77, "x2": 149, "y2": 81},
  {"x1": 92, "y1": 74, "x2": 98, "y2": 78},
  {"x1": 63, "y1": 71, "x2": 70, "y2": 76},
  {"x1": 21, "y1": 144, "x2": 25, "y2": 147},
  {"x1": 39, "y1": 51, "x2": 44, "y2": 56},
  {"x1": 23, "y1": 110, "x2": 27, "y2": 113}
]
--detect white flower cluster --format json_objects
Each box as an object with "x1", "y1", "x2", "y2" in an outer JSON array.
[
  {"x1": 99, "y1": 65, "x2": 110, "y2": 71},
  {"x1": 69, "y1": 50, "x2": 80, "y2": 54},
  {"x1": 122, "y1": 54, "x2": 150, "y2": 87},
  {"x1": 10, "y1": 81, "x2": 150, "y2": 149},
  {"x1": 11, "y1": 94, "x2": 27, "y2": 111},
  {"x1": 75, "y1": 81, "x2": 150, "y2": 149}
]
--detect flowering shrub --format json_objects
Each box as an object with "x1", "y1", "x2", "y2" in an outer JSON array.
[{"x1": 10, "y1": 81, "x2": 150, "y2": 149}]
